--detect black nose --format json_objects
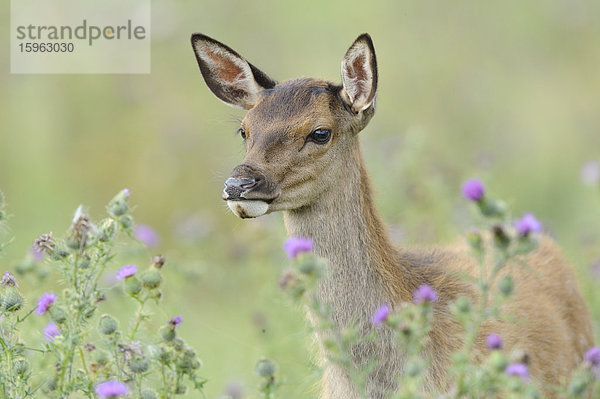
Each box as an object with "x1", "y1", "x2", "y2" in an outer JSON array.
[{"x1": 223, "y1": 178, "x2": 257, "y2": 199}]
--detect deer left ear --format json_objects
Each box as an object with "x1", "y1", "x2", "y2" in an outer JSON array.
[{"x1": 340, "y1": 33, "x2": 378, "y2": 114}]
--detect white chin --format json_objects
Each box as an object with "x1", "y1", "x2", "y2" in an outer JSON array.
[{"x1": 227, "y1": 200, "x2": 269, "y2": 218}]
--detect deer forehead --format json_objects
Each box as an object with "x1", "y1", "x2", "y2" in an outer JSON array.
[{"x1": 244, "y1": 79, "x2": 343, "y2": 136}]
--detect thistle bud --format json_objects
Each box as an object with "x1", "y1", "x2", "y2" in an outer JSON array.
[
  {"x1": 515, "y1": 236, "x2": 538, "y2": 255},
  {"x1": 289, "y1": 281, "x2": 306, "y2": 299},
  {"x1": 13, "y1": 359, "x2": 29, "y2": 375},
  {"x1": 479, "y1": 198, "x2": 507, "y2": 218},
  {"x1": 119, "y1": 215, "x2": 134, "y2": 228},
  {"x1": 129, "y1": 356, "x2": 150, "y2": 373},
  {"x1": 567, "y1": 375, "x2": 590, "y2": 397},
  {"x1": 506, "y1": 378, "x2": 522, "y2": 393},
  {"x1": 190, "y1": 359, "x2": 201, "y2": 369},
  {"x1": 255, "y1": 359, "x2": 276, "y2": 378},
  {"x1": 50, "y1": 306, "x2": 68, "y2": 324},
  {"x1": 98, "y1": 314, "x2": 118, "y2": 335},
  {"x1": 98, "y1": 219, "x2": 118, "y2": 242},
  {"x1": 66, "y1": 233, "x2": 82, "y2": 250},
  {"x1": 489, "y1": 350, "x2": 508, "y2": 373},
  {"x1": 92, "y1": 350, "x2": 109, "y2": 365},
  {"x1": 155, "y1": 346, "x2": 170, "y2": 362},
  {"x1": 277, "y1": 269, "x2": 296, "y2": 291},
  {"x1": 492, "y1": 225, "x2": 510, "y2": 250},
  {"x1": 160, "y1": 325, "x2": 176, "y2": 342},
  {"x1": 171, "y1": 337, "x2": 185, "y2": 351},
  {"x1": 125, "y1": 277, "x2": 142, "y2": 296},
  {"x1": 298, "y1": 258, "x2": 317, "y2": 275},
  {"x1": 149, "y1": 289, "x2": 162, "y2": 301},
  {"x1": 1, "y1": 271, "x2": 18, "y2": 287},
  {"x1": 33, "y1": 233, "x2": 56, "y2": 255},
  {"x1": 177, "y1": 347, "x2": 200, "y2": 371},
  {"x1": 78, "y1": 253, "x2": 91, "y2": 269},
  {"x1": 141, "y1": 268, "x2": 162, "y2": 289},
  {"x1": 183, "y1": 348, "x2": 196, "y2": 359},
  {"x1": 151, "y1": 255, "x2": 165, "y2": 269},
  {"x1": 53, "y1": 248, "x2": 70, "y2": 260},
  {"x1": 2, "y1": 288, "x2": 23, "y2": 312},
  {"x1": 177, "y1": 357, "x2": 196, "y2": 371},
  {"x1": 108, "y1": 189, "x2": 130, "y2": 217}
]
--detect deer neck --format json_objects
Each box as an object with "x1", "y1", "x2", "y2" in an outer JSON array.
[{"x1": 283, "y1": 142, "x2": 406, "y2": 328}]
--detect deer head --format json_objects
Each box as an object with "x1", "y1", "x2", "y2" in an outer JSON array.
[{"x1": 191, "y1": 33, "x2": 378, "y2": 218}]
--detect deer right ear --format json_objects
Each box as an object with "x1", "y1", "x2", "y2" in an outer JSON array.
[
  {"x1": 340, "y1": 33, "x2": 378, "y2": 114},
  {"x1": 191, "y1": 34, "x2": 277, "y2": 110}
]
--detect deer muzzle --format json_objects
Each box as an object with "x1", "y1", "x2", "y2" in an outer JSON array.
[{"x1": 222, "y1": 164, "x2": 278, "y2": 218}]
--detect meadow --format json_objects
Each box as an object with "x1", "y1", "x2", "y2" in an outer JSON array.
[{"x1": 1, "y1": 1, "x2": 600, "y2": 397}]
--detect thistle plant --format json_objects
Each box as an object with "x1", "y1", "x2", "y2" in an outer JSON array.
[
  {"x1": 255, "y1": 358, "x2": 279, "y2": 399},
  {"x1": 276, "y1": 180, "x2": 600, "y2": 398},
  {"x1": 0, "y1": 189, "x2": 205, "y2": 398}
]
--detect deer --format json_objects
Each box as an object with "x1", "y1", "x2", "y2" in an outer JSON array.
[{"x1": 190, "y1": 33, "x2": 594, "y2": 398}]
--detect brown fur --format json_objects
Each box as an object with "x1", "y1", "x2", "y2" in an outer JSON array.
[{"x1": 191, "y1": 33, "x2": 594, "y2": 398}]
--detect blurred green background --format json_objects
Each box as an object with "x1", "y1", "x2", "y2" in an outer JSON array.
[{"x1": 1, "y1": 1, "x2": 600, "y2": 397}]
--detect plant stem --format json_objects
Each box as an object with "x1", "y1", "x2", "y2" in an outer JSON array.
[
  {"x1": 129, "y1": 299, "x2": 146, "y2": 340},
  {"x1": 78, "y1": 347, "x2": 90, "y2": 379},
  {"x1": 58, "y1": 347, "x2": 74, "y2": 395}
]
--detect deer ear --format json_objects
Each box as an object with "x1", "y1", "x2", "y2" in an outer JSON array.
[
  {"x1": 340, "y1": 33, "x2": 378, "y2": 114},
  {"x1": 191, "y1": 34, "x2": 277, "y2": 110}
]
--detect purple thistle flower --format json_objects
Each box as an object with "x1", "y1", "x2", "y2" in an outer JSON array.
[
  {"x1": 169, "y1": 315, "x2": 183, "y2": 328},
  {"x1": 35, "y1": 291, "x2": 57, "y2": 315},
  {"x1": 514, "y1": 213, "x2": 542, "y2": 236},
  {"x1": 30, "y1": 246, "x2": 44, "y2": 262},
  {"x1": 506, "y1": 363, "x2": 529, "y2": 380},
  {"x1": 134, "y1": 224, "x2": 160, "y2": 248},
  {"x1": 123, "y1": 188, "x2": 131, "y2": 197},
  {"x1": 462, "y1": 179, "x2": 485, "y2": 201},
  {"x1": 580, "y1": 160, "x2": 600, "y2": 186},
  {"x1": 413, "y1": 284, "x2": 439, "y2": 304},
  {"x1": 43, "y1": 323, "x2": 60, "y2": 341},
  {"x1": 371, "y1": 304, "x2": 390, "y2": 326},
  {"x1": 224, "y1": 380, "x2": 244, "y2": 399},
  {"x1": 486, "y1": 333, "x2": 503, "y2": 350},
  {"x1": 95, "y1": 380, "x2": 129, "y2": 398},
  {"x1": 116, "y1": 265, "x2": 138, "y2": 280},
  {"x1": 1, "y1": 271, "x2": 17, "y2": 287},
  {"x1": 591, "y1": 259, "x2": 600, "y2": 279},
  {"x1": 585, "y1": 346, "x2": 600, "y2": 366},
  {"x1": 283, "y1": 237, "x2": 313, "y2": 259}
]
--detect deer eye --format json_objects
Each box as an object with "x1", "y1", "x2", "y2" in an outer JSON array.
[
  {"x1": 237, "y1": 128, "x2": 246, "y2": 140},
  {"x1": 308, "y1": 128, "x2": 331, "y2": 144}
]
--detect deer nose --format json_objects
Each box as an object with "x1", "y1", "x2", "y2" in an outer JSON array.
[{"x1": 223, "y1": 178, "x2": 258, "y2": 199}]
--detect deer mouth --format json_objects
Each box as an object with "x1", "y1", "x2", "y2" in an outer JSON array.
[
  {"x1": 221, "y1": 165, "x2": 279, "y2": 218},
  {"x1": 226, "y1": 199, "x2": 270, "y2": 218},
  {"x1": 223, "y1": 189, "x2": 278, "y2": 219}
]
